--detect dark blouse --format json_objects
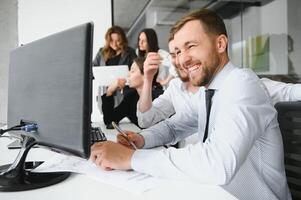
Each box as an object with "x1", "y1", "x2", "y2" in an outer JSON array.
[
  {"x1": 92, "y1": 47, "x2": 137, "y2": 68},
  {"x1": 106, "y1": 54, "x2": 121, "y2": 66}
]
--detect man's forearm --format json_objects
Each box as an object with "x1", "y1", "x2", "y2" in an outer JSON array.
[{"x1": 138, "y1": 78, "x2": 153, "y2": 113}]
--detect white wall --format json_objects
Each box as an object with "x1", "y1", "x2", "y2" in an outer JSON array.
[
  {"x1": 0, "y1": 0, "x2": 18, "y2": 124},
  {"x1": 0, "y1": 0, "x2": 112, "y2": 124},
  {"x1": 145, "y1": 7, "x2": 186, "y2": 51},
  {"x1": 18, "y1": 0, "x2": 112, "y2": 58}
]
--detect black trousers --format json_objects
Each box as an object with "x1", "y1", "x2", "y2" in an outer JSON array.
[{"x1": 101, "y1": 89, "x2": 139, "y2": 127}]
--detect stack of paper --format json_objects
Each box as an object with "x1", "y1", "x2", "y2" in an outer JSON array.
[{"x1": 33, "y1": 152, "x2": 168, "y2": 194}]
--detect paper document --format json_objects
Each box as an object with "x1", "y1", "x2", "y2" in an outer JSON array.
[
  {"x1": 93, "y1": 65, "x2": 128, "y2": 86},
  {"x1": 33, "y1": 152, "x2": 167, "y2": 194}
]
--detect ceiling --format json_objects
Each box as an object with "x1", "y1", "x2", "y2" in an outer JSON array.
[
  {"x1": 113, "y1": 0, "x2": 149, "y2": 31},
  {"x1": 113, "y1": 0, "x2": 274, "y2": 32},
  {"x1": 113, "y1": 0, "x2": 209, "y2": 31}
]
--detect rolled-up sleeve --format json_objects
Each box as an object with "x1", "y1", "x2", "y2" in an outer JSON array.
[{"x1": 137, "y1": 88, "x2": 175, "y2": 128}]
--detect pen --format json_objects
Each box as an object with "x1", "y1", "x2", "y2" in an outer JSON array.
[{"x1": 111, "y1": 122, "x2": 138, "y2": 150}]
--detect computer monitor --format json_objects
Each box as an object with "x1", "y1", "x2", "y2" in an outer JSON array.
[{"x1": 0, "y1": 22, "x2": 93, "y2": 191}]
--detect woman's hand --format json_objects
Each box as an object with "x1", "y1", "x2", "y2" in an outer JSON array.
[
  {"x1": 117, "y1": 78, "x2": 126, "y2": 89},
  {"x1": 106, "y1": 78, "x2": 126, "y2": 96}
]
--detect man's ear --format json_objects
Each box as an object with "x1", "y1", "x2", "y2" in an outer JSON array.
[{"x1": 216, "y1": 34, "x2": 228, "y2": 53}]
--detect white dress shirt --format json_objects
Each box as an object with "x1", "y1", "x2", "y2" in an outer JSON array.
[
  {"x1": 132, "y1": 62, "x2": 291, "y2": 200},
  {"x1": 138, "y1": 75, "x2": 300, "y2": 129},
  {"x1": 261, "y1": 77, "x2": 301, "y2": 105},
  {"x1": 137, "y1": 78, "x2": 201, "y2": 128}
]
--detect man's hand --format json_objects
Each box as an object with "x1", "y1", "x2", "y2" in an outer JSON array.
[
  {"x1": 143, "y1": 52, "x2": 162, "y2": 82},
  {"x1": 117, "y1": 131, "x2": 145, "y2": 149},
  {"x1": 90, "y1": 141, "x2": 134, "y2": 171},
  {"x1": 138, "y1": 52, "x2": 162, "y2": 113}
]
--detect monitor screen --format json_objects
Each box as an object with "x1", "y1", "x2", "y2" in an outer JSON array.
[
  {"x1": 7, "y1": 22, "x2": 93, "y2": 158},
  {"x1": 0, "y1": 22, "x2": 93, "y2": 192}
]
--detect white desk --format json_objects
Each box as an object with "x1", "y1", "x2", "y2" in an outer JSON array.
[{"x1": 0, "y1": 122, "x2": 238, "y2": 200}]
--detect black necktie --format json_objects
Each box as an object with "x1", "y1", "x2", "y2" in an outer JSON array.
[{"x1": 203, "y1": 89, "x2": 215, "y2": 142}]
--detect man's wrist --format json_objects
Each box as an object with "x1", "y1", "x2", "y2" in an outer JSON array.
[
  {"x1": 143, "y1": 76, "x2": 154, "y2": 84},
  {"x1": 127, "y1": 148, "x2": 135, "y2": 169},
  {"x1": 137, "y1": 132, "x2": 145, "y2": 148}
]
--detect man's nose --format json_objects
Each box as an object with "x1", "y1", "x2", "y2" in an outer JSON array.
[{"x1": 178, "y1": 51, "x2": 191, "y2": 69}]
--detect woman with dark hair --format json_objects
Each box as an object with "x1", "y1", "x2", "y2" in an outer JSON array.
[
  {"x1": 93, "y1": 25, "x2": 136, "y2": 67},
  {"x1": 137, "y1": 28, "x2": 177, "y2": 87},
  {"x1": 101, "y1": 57, "x2": 163, "y2": 129},
  {"x1": 137, "y1": 28, "x2": 159, "y2": 58}
]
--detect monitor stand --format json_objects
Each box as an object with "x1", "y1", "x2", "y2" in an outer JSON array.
[
  {"x1": 0, "y1": 136, "x2": 70, "y2": 191},
  {"x1": 7, "y1": 139, "x2": 21, "y2": 149},
  {"x1": 7, "y1": 139, "x2": 38, "y2": 149}
]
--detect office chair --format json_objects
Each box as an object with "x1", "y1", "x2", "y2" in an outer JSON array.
[{"x1": 275, "y1": 101, "x2": 301, "y2": 200}]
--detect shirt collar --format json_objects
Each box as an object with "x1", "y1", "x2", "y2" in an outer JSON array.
[
  {"x1": 207, "y1": 61, "x2": 235, "y2": 90},
  {"x1": 180, "y1": 81, "x2": 190, "y2": 92}
]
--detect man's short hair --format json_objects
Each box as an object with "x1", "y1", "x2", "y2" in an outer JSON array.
[
  {"x1": 168, "y1": 30, "x2": 174, "y2": 43},
  {"x1": 171, "y1": 9, "x2": 227, "y2": 38}
]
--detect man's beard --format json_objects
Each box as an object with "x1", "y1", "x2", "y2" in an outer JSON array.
[
  {"x1": 178, "y1": 73, "x2": 189, "y2": 82},
  {"x1": 175, "y1": 68, "x2": 189, "y2": 82},
  {"x1": 198, "y1": 66, "x2": 211, "y2": 86},
  {"x1": 191, "y1": 62, "x2": 219, "y2": 87}
]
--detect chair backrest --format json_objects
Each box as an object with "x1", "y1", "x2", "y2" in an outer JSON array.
[{"x1": 275, "y1": 101, "x2": 301, "y2": 200}]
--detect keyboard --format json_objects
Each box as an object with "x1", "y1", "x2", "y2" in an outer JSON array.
[{"x1": 90, "y1": 127, "x2": 107, "y2": 145}]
